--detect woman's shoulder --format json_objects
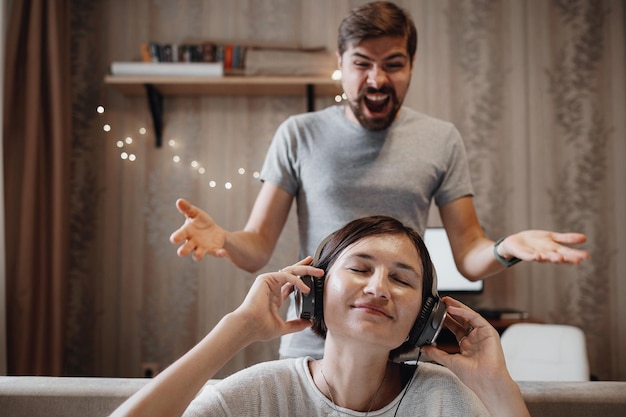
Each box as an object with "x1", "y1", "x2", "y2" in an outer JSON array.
[
  {"x1": 223, "y1": 357, "x2": 301, "y2": 380},
  {"x1": 403, "y1": 362, "x2": 491, "y2": 414},
  {"x1": 414, "y1": 362, "x2": 483, "y2": 400},
  {"x1": 416, "y1": 361, "x2": 461, "y2": 381},
  {"x1": 188, "y1": 358, "x2": 316, "y2": 415},
  {"x1": 213, "y1": 357, "x2": 311, "y2": 390}
]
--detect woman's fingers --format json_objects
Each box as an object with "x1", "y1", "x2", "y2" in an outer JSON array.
[
  {"x1": 271, "y1": 264, "x2": 322, "y2": 299},
  {"x1": 441, "y1": 297, "x2": 482, "y2": 344}
]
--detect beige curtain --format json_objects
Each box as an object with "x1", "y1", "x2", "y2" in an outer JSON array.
[
  {"x1": 67, "y1": 0, "x2": 625, "y2": 381},
  {"x1": 3, "y1": 0, "x2": 71, "y2": 375}
]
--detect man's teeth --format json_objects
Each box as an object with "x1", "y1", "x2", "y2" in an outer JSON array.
[{"x1": 366, "y1": 94, "x2": 388, "y2": 101}]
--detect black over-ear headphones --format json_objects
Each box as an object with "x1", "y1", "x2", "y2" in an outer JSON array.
[{"x1": 293, "y1": 235, "x2": 446, "y2": 348}]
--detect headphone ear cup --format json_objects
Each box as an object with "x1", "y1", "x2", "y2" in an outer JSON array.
[
  {"x1": 408, "y1": 296, "x2": 446, "y2": 347},
  {"x1": 294, "y1": 275, "x2": 326, "y2": 320},
  {"x1": 295, "y1": 276, "x2": 315, "y2": 319},
  {"x1": 407, "y1": 296, "x2": 435, "y2": 346},
  {"x1": 313, "y1": 277, "x2": 325, "y2": 319}
]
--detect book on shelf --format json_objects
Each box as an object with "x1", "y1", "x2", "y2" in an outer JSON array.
[
  {"x1": 140, "y1": 44, "x2": 152, "y2": 62},
  {"x1": 110, "y1": 61, "x2": 224, "y2": 77},
  {"x1": 139, "y1": 41, "x2": 248, "y2": 75},
  {"x1": 137, "y1": 40, "x2": 334, "y2": 76}
]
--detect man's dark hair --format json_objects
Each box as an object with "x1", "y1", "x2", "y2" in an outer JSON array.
[
  {"x1": 310, "y1": 215, "x2": 435, "y2": 359},
  {"x1": 337, "y1": 1, "x2": 418, "y2": 63}
]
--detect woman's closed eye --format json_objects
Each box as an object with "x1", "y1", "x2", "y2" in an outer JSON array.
[
  {"x1": 346, "y1": 265, "x2": 369, "y2": 274},
  {"x1": 345, "y1": 265, "x2": 415, "y2": 287},
  {"x1": 391, "y1": 275, "x2": 411, "y2": 286}
]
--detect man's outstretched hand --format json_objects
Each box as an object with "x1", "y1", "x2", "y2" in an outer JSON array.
[{"x1": 169, "y1": 198, "x2": 228, "y2": 261}]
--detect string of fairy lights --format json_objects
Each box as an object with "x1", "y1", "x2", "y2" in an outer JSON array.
[
  {"x1": 98, "y1": 70, "x2": 345, "y2": 191},
  {"x1": 97, "y1": 104, "x2": 262, "y2": 190}
]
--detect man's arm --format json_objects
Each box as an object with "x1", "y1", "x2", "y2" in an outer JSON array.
[
  {"x1": 227, "y1": 182, "x2": 294, "y2": 272},
  {"x1": 170, "y1": 182, "x2": 293, "y2": 272},
  {"x1": 439, "y1": 196, "x2": 589, "y2": 280}
]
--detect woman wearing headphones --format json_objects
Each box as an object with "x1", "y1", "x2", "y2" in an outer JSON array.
[{"x1": 112, "y1": 215, "x2": 530, "y2": 417}]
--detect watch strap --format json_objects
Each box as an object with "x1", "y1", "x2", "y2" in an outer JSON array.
[{"x1": 494, "y1": 237, "x2": 522, "y2": 267}]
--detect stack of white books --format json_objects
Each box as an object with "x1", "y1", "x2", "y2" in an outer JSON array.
[{"x1": 110, "y1": 62, "x2": 224, "y2": 77}]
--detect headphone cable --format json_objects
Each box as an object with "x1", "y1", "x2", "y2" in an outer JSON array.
[{"x1": 393, "y1": 350, "x2": 421, "y2": 417}]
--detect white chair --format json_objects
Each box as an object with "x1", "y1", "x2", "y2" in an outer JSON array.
[{"x1": 500, "y1": 323, "x2": 590, "y2": 381}]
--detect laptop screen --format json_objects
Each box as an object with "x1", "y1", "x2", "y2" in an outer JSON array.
[{"x1": 423, "y1": 228, "x2": 484, "y2": 294}]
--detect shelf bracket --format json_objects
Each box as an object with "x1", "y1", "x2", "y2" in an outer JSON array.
[
  {"x1": 306, "y1": 83, "x2": 314, "y2": 112},
  {"x1": 144, "y1": 84, "x2": 163, "y2": 147},
  {"x1": 142, "y1": 82, "x2": 318, "y2": 146}
]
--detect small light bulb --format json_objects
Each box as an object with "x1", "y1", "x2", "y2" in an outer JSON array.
[
  {"x1": 238, "y1": 168, "x2": 246, "y2": 175},
  {"x1": 129, "y1": 154, "x2": 136, "y2": 161},
  {"x1": 191, "y1": 161, "x2": 199, "y2": 168},
  {"x1": 224, "y1": 182, "x2": 232, "y2": 190},
  {"x1": 173, "y1": 155, "x2": 181, "y2": 163},
  {"x1": 168, "y1": 139, "x2": 176, "y2": 147},
  {"x1": 139, "y1": 127, "x2": 147, "y2": 135},
  {"x1": 198, "y1": 167, "x2": 206, "y2": 174},
  {"x1": 125, "y1": 137, "x2": 133, "y2": 144},
  {"x1": 116, "y1": 140, "x2": 124, "y2": 148},
  {"x1": 252, "y1": 171, "x2": 260, "y2": 179},
  {"x1": 209, "y1": 181, "x2": 216, "y2": 188},
  {"x1": 103, "y1": 124, "x2": 111, "y2": 132},
  {"x1": 96, "y1": 106, "x2": 105, "y2": 114},
  {"x1": 121, "y1": 152, "x2": 128, "y2": 160}
]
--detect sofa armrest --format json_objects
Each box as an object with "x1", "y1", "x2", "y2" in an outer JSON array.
[
  {"x1": 0, "y1": 376, "x2": 149, "y2": 417},
  {"x1": 518, "y1": 381, "x2": 626, "y2": 417}
]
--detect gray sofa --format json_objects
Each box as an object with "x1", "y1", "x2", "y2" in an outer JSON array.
[{"x1": 1, "y1": 376, "x2": 625, "y2": 416}]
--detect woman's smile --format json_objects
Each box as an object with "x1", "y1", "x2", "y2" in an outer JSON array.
[{"x1": 352, "y1": 302, "x2": 393, "y2": 318}]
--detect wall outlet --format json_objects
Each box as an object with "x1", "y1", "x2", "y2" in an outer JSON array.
[{"x1": 141, "y1": 362, "x2": 159, "y2": 378}]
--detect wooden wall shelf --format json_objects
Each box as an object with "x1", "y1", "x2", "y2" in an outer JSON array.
[
  {"x1": 104, "y1": 75, "x2": 342, "y2": 96},
  {"x1": 104, "y1": 75, "x2": 343, "y2": 147}
]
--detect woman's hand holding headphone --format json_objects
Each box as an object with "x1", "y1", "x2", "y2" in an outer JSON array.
[
  {"x1": 422, "y1": 297, "x2": 530, "y2": 417},
  {"x1": 232, "y1": 257, "x2": 324, "y2": 344}
]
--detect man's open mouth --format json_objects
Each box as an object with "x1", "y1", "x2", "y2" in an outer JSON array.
[{"x1": 364, "y1": 93, "x2": 390, "y2": 113}]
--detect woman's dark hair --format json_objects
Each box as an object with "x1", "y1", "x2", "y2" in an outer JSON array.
[
  {"x1": 310, "y1": 215, "x2": 435, "y2": 359},
  {"x1": 337, "y1": 1, "x2": 418, "y2": 63}
]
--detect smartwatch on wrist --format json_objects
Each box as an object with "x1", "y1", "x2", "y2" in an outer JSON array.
[{"x1": 494, "y1": 237, "x2": 522, "y2": 267}]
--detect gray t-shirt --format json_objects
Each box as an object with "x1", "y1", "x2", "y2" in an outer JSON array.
[
  {"x1": 184, "y1": 357, "x2": 490, "y2": 416},
  {"x1": 261, "y1": 105, "x2": 473, "y2": 358}
]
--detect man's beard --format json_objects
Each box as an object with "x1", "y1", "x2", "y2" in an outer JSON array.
[{"x1": 347, "y1": 85, "x2": 401, "y2": 131}]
